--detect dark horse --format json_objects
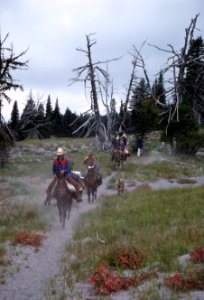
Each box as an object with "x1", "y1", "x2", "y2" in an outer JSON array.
[
  {"x1": 53, "y1": 176, "x2": 73, "y2": 228},
  {"x1": 111, "y1": 149, "x2": 123, "y2": 169},
  {"x1": 84, "y1": 166, "x2": 98, "y2": 203}
]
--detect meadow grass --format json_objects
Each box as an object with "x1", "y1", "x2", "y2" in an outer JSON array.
[
  {"x1": 63, "y1": 184, "x2": 204, "y2": 282},
  {"x1": 110, "y1": 154, "x2": 204, "y2": 183},
  {"x1": 0, "y1": 202, "x2": 50, "y2": 243}
]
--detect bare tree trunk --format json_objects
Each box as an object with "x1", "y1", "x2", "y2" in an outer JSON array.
[
  {"x1": 86, "y1": 35, "x2": 106, "y2": 149},
  {"x1": 119, "y1": 43, "x2": 146, "y2": 132},
  {"x1": 69, "y1": 34, "x2": 119, "y2": 150}
]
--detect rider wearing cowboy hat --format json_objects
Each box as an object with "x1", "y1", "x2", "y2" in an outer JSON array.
[
  {"x1": 45, "y1": 147, "x2": 83, "y2": 203},
  {"x1": 83, "y1": 151, "x2": 102, "y2": 185}
]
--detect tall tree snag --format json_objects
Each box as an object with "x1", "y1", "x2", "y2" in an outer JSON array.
[{"x1": 69, "y1": 34, "x2": 119, "y2": 150}]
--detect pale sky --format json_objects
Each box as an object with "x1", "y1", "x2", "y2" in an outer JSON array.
[{"x1": 1, "y1": 0, "x2": 204, "y2": 121}]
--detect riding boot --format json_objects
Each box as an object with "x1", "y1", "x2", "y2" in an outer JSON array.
[{"x1": 66, "y1": 177, "x2": 82, "y2": 202}]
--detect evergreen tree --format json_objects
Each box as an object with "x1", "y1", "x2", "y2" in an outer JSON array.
[
  {"x1": 52, "y1": 98, "x2": 62, "y2": 136},
  {"x1": 130, "y1": 78, "x2": 149, "y2": 134},
  {"x1": 45, "y1": 95, "x2": 53, "y2": 120},
  {"x1": 152, "y1": 71, "x2": 166, "y2": 104},
  {"x1": 37, "y1": 103, "x2": 45, "y2": 120},
  {"x1": 10, "y1": 100, "x2": 20, "y2": 131},
  {"x1": 162, "y1": 36, "x2": 204, "y2": 154},
  {"x1": 184, "y1": 36, "x2": 204, "y2": 121},
  {"x1": 19, "y1": 92, "x2": 45, "y2": 139},
  {"x1": 62, "y1": 108, "x2": 73, "y2": 136},
  {"x1": 44, "y1": 95, "x2": 53, "y2": 137},
  {"x1": 130, "y1": 78, "x2": 148, "y2": 111}
]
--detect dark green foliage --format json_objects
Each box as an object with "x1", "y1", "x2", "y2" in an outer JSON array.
[
  {"x1": 0, "y1": 124, "x2": 14, "y2": 167},
  {"x1": 62, "y1": 108, "x2": 75, "y2": 137},
  {"x1": 52, "y1": 98, "x2": 62, "y2": 136},
  {"x1": 160, "y1": 36, "x2": 204, "y2": 155},
  {"x1": 184, "y1": 37, "x2": 204, "y2": 119},
  {"x1": 45, "y1": 95, "x2": 53, "y2": 120},
  {"x1": 130, "y1": 78, "x2": 159, "y2": 134},
  {"x1": 10, "y1": 100, "x2": 20, "y2": 131},
  {"x1": 152, "y1": 71, "x2": 166, "y2": 105},
  {"x1": 19, "y1": 93, "x2": 46, "y2": 139},
  {"x1": 161, "y1": 103, "x2": 204, "y2": 155},
  {"x1": 43, "y1": 95, "x2": 53, "y2": 138}
]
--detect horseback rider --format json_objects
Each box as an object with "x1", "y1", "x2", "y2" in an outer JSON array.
[
  {"x1": 83, "y1": 151, "x2": 102, "y2": 185},
  {"x1": 45, "y1": 147, "x2": 83, "y2": 203}
]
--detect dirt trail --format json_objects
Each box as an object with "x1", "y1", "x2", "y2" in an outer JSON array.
[{"x1": 0, "y1": 174, "x2": 115, "y2": 300}]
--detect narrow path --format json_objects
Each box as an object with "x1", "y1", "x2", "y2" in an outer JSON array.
[{"x1": 0, "y1": 174, "x2": 115, "y2": 300}]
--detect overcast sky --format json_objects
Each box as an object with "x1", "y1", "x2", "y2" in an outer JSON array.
[{"x1": 1, "y1": 0, "x2": 204, "y2": 121}]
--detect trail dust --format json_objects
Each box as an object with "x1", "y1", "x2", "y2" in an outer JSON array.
[{"x1": 0, "y1": 174, "x2": 115, "y2": 300}]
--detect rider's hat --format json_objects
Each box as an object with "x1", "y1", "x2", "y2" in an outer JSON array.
[{"x1": 56, "y1": 147, "x2": 65, "y2": 156}]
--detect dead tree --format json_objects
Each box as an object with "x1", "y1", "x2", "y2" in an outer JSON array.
[
  {"x1": 148, "y1": 14, "x2": 202, "y2": 124},
  {"x1": 69, "y1": 34, "x2": 119, "y2": 150},
  {"x1": 98, "y1": 66, "x2": 117, "y2": 141},
  {"x1": 0, "y1": 32, "x2": 28, "y2": 166},
  {"x1": 119, "y1": 42, "x2": 146, "y2": 132}
]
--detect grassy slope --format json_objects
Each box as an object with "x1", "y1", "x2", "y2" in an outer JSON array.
[{"x1": 65, "y1": 185, "x2": 204, "y2": 279}]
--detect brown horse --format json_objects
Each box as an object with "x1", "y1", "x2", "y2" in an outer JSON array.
[
  {"x1": 53, "y1": 176, "x2": 74, "y2": 228},
  {"x1": 111, "y1": 149, "x2": 123, "y2": 168},
  {"x1": 84, "y1": 166, "x2": 98, "y2": 203}
]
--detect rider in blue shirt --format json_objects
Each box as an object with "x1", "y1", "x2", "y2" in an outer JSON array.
[{"x1": 45, "y1": 147, "x2": 83, "y2": 204}]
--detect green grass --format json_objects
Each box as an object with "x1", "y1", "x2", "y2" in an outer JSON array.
[
  {"x1": 63, "y1": 185, "x2": 204, "y2": 282},
  {"x1": 112, "y1": 155, "x2": 204, "y2": 182},
  {"x1": 0, "y1": 202, "x2": 50, "y2": 243}
]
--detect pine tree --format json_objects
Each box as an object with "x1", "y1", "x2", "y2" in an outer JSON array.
[
  {"x1": 19, "y1": 92, "x2": 45, "y2": 139},
  {"x1": 184, "y1": 36, "x2": 204, "y2": 122},
  {"x1": 62, "y1": 108, "x2": 74, "y2": 137},
  {"x1": 162, "y1": 36, "x2": 204, "y2": 154},
  {"x1": 10, "y1": 100, "x2": 20, "y2": 131},
  {"x1": 152, "y1": 71, "x2": 166, "y2": 104},
  {"x1": 52, "y1": 98, "x2": 62, "y2": 136},
  {"x1": 45, "y1": 95, "x2": 53, "y2": 120},
  {"x1": 37, "y1": 103, "x2": 45, "y2": 120},
  {"x1": 130, "y1": 78, "x2": 149, "y2": 134}
]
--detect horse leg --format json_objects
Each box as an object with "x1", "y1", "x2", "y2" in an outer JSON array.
[
  {"x1": 67, "y1": 203, "x2": 71, "y2": 220},
  {"x1": 66, "y1": 195, "x2": 73, "y2": 220},
  {"x1": 92, "y1": 189, "x2": 95, "y2": 203},
  {"x1": 57, "y1": 202, "x2": 62, "y2": 223},
  {"x1": 87, "y1": 188, "x2": 91, "y2": 203},
  {"x1": 62, "y1": 208, "x2": 66, "y2": 228}
]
